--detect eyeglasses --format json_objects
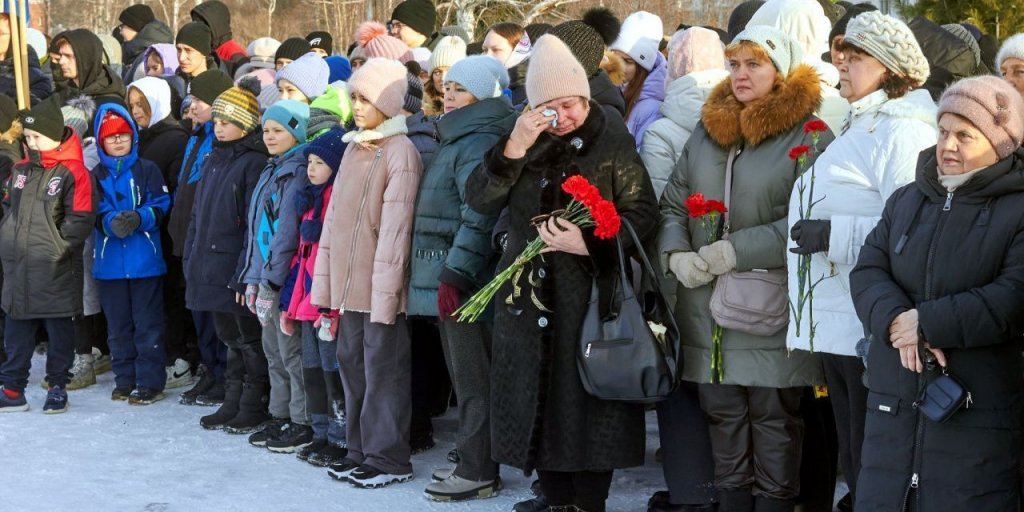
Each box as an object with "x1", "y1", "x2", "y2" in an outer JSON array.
[
  {"x1": 390, "y1": 21, "x2": 405, "y2": 33},
  {"x1": 103, "y1": 134, "x2": 131, "y2": 143}
]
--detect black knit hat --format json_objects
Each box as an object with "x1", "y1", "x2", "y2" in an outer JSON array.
[
  {"x1": 525, "y1": 23, "x2": 552, "y2": 45},
  {"x1": 0, "y1": 94, "x2": 17, "y2": 133},
  {"x1": 816, "y1": 0, "x2": 846, "y2": 28},
  {"x1": 828, "y1": 3, "x2": 878, "y2": 46},
  {"x1": 549, "y1": 8, "x2": 620, "y2": 77},
  {"x1": 307, "y1": 31, "x2": 333, "y2": 55},
  {"x1": 176, "y1": 22, "x2": 213, "y2": 57},
  {"x1": 390, "y1": 0, "x2": 436, "y2": 38},
  {"x1": 187, "y1": 69, "x2": 234, "y2": 105},
  {"x1": 19, "y1": 95, "x2": 65, "y2": 142},
  {"x1": 727, "y1": 0, "x2": 765, "y2": 42},
  {"x1": 119, "y1": 4, "x2": 156, "y2": 32},
  {"x1": 277, "y1": 37, "x2": 311, "y2": 62}
]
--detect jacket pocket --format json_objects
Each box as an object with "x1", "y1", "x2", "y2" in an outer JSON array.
[{"x1": 866, "y1": 391, "x2": 900, "y2": 416}]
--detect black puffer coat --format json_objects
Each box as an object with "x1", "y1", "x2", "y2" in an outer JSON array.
[
  {"x1": 139, "y1": 116, "x2": 189, "y2": 191},
  {"x1": 0, "y1": 46, "x2": 52, "y2": 106},
  {"x1": 467, "y1": 103, "x2": 658, "y2": 474},
  {"x1": 850, "y1": 148, "x2": 1024, "y2": 512}
]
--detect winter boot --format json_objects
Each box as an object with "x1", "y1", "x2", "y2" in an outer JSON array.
[
  {"x1": 718, "y1": 490, "x2": 754, "y2": 512},
  {"x1": 195, "y1": 380, "x2": 226, "y2": 406},
  {"x1": 43, "y1": 386, "x2": 68, "y2": 414},
  {"x1": 248, "y1": 418, "x2": 290, "y2": 446},
  {"x1": 753, "y1": 496, "x2": 794, "y2": 512},
  {"x1": 431, "y1": 468, "x2": 454, "y2": 482},
  {"x1": 92, "y1": 348, "x2": 112, "y2": 375},
  {"x1": 648, "y1": 490, "x2": 717, "y2": 511},
  {"x1": 0, "y1": 387, "x2": 29, "y2": 412},
  {"x1": 309, "y1": 444, "x2": 348, "y2": 467},
  {"x1": 165, "y1": 358, "x2": 193, "y2": 390},
  {"x1": 297, "y1": 438, "x2": 329, "y2": 461},
  {"x1": 424, "y1": 474, "x2": 502, "y2": 501},
  {"x1": 224, "y1": 382, "x2": 271, "y2": 434},
  {"x1": 200, "y1": 380, "x2": 242, "y2": 430},
  {"x1": 266, "y1": 423, "x2": 315, "y2": 453},
  {"x1": 513, "y1": 496, "x2": 549, "y2": 512},
  {"x1": 111, "y1": 385, "x2": 135, "y2": 401},
  {"x1": 180, "y1": 365, "x2": 215, "y2": 405},
  {"x1": 129, "y1": 388, "x2": 165, "y2": 405},
  {"x1": 65, "y1": 353, "x2": 97, "y2": 391}
]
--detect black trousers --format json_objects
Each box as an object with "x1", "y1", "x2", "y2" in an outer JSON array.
[
  {"x1": 798, "y1": 388, "x2": 838, "y2": 512},
  {"x1": 409, "y1": 317, "x2": 451, "y2": 440},
  {"x1": 821, "y1": 353, "x2": 868, "y2": 502},
  {"x1": 537, "y1": 469, "x2": 614, "y2": 512},
  {"x1": 657, "y1": 380, "x2": 717, "y2": 505},
  {"x1": 73, "y1": 312, "x2": 108, "y2": 356},
  {"x1": 212, "y1": 312, "x2": 268, "y2": 385},
  {"x1": 698, "y1": 384, "x2": 803, "y2": 501}
]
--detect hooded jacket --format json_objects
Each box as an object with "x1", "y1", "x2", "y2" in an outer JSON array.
[
  {"x1": 640, "y1": 68, "x2": 729, "y2": 198},
  {"x1": 54, "y1": 29, "x2": 126, "y2": 102},
  {"x1": 184, "y1": 130, "x2": 269, "y2": 313},
  {"x1": 237, "y1": 144, "x2": 308, "y2": 289},
  {"x1": 910, "y1": 17, "x2": 976, "y2": 100},
  {"x1": 408, "y1": 96, "x2": 516, "y2": 317},
  {"x1": 0, "y1": 128, "x2": 98, "y2": 319},
  {"x1": 658, "y1": 64, "x2": 834, "y2": 386},
  {"x1": 168, "y1": 121, "x2": 214, "y2": 257},
  {"x1": 786, "y1": 88, "x2": 937, "y2": 356},
  {"x1": 121, "y1": 20, "x2": 173, "y2": 82},
  {"x1": 0, "y1": 46, "x2": 53, "y2": 106},
  {"x1": 623, "y1": 51, "x2": 667, "y2": 150},
  {"x1": 191, "y1": 1, "x2": 248, "y2": 76},
  {"x1": 90, "y1": 103, "x2": 170, "y2": 281},
  {"x1": 130, "y1": 78, "x2": 189, "y2": 188},
  {"x1": 311, "y1": 115, "x2": 423, "y2": 325},
  {"x1": 850, "y1": 149, "x2": 1024, "y2": 512},
  {"x1": 589, "y1": 69, "x2": 626, "y2": 126}
]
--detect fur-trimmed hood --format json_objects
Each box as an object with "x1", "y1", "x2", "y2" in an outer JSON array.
[
  {"x1": 342, "y1": 114, "x2": 408, "y2": 144},
  {"x1": 601, "y1": 50, "x2": 626, "y2": 87},
  {"x1": 701, "y1": 63, "x2": 823, "y2": 147}
]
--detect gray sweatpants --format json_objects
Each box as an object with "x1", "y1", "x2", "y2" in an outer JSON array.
[
  {"x1": 337, "y1": 312, "x2": 412, "y2": 475},
  {"x1": 439, "y1": 320, "x2": 498, "y2": 481},
  {"x1": 262, "y1": 307, "x2": 308, "y2": 425}
]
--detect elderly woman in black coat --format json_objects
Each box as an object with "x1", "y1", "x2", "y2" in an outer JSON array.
[
  {"x1": 851, "y1": 75, "x2": 1024, "y2": 512},
  {"x1": 467, "y1": 35, "x2": 657, "y2": 512}
]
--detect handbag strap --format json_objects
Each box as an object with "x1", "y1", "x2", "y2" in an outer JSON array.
[
  {"x1": 722, "y1": 145, "x2": 740, "y2": 241},
  {"x1": 614, "y1": 218, "x2": 664, "y2": 298}
]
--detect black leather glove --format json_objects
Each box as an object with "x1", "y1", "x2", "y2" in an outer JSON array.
[
  {"x1": 790, "y1": 219, "x2": 831, "y2": 255},
  {"x1": 110, "y1": 211, "x2": 142, "y2": 238}
]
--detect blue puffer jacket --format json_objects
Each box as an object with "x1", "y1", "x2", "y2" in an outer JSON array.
[
  {"x1": 237, "y1": 145, "x2": 308, "y2": 288},
  {"x1": 91, "y1": 103, "x2": 171, "y2": 280}
]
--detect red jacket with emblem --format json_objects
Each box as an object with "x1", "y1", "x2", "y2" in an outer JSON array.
[{"x1": 0, "y1": 128, "x2": 98, "y2": 319}]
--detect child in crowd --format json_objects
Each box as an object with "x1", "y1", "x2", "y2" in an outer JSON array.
[
  {"x1": 91, "y1": 104, "x2": 171, "y2": 405},
  {"x1": 237, "y1": 100, "x2": 312, "y2": 453},
  {"x1": 0, "y1": 96, "x2": 98, "y2": 414},
  {"x1": 276, "y1": 53, "x2": 330, "y2": 104}
]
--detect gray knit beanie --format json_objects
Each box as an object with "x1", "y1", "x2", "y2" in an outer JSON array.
[
  {"x1": 943, "y1": 24, "x2": 981, "y2": 68},
  {"x1": 404, "y1": 71, "x2": 424, "y2": 113},
  {"x1": 733, "y1": 25, "x2": 803, "y2": 76},
  {"x1": 445, "y1": 55, "x2": 510, "y2": 100},
  {"x1": 276, "y1": 53, "x2": 330, "y2": 101},
  {"x1": 845, "y1": 11, "x2": 929, "y2": 87}
]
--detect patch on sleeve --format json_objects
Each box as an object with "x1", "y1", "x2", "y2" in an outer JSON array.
[
  {"x1": 13, "y1": 174, "x2": 26, "y2": 189},
  {"x1": 47, "y1": 177, "x2": 62, "y2": 196}
]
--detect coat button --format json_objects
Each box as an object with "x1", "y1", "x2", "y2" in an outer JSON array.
[
  {"x1": 538, "y1": 268, "x2": 546, "y2": 279},
  {"x1": 539, "y1": 178, "x2": 550, "y2": 188},
  {"x1": 538, "y1": 317, "x2": 548, "y2": 328},
  {"x1": 212, "y1": 244, "x2": 217, "y2": 250}
]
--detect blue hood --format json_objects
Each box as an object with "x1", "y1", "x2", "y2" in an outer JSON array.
[{"x1": 92, "y1": 102, "x2": 139, "y2": 173}]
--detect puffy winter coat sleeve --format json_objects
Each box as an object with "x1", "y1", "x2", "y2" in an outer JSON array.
[
  {"x1": 918, "y1": 223, "x2": 1024, "y2": 350},
  {"x1": 626, "y1": 100, "x2": 662, "y2": 151},
  {"x1": 849, "y1": 189, "x2": 915, "y2": 341},
  {"x1": 371, "y1": 143, "x2": 423, "y2": 324},
  {"x1": 829, "y1": 133, "x2": 930, "y2": 265},
  {"x1": 59, "y1": 162, "x2": 99, "y2": 249},
  {"x1": 639, "y1": 117, "x2": 684, "y2": 200},
  {"x1": 466, "y1": 134, "x2": 527, "y2": 215},
  {"x1": 658, "y1": 141, "x2": 696, "y2": 272},
  {"x1": 263, "y1": 171, "x2": 306, "y2": 288},
  {"x1": 440, "y1": 139, "x2": 500, "y2": 291},
  {"x1": 310, "y1": 184, "x2": 336, "y2": 309},
  {"x1": 134, "y1": 161, "x2": 171, "y2": 234}
]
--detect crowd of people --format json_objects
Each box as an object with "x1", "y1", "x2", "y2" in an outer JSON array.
[{"x1": 1, "y1": 0, "x2": 1024, "y2": 511}]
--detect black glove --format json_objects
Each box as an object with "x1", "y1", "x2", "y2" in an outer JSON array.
[
  {"x1": 109, "y1": 211, "x2": 142, "y2": 238},
  {"x1": 790, "y1": 219, "x2": 831, "y2": 255}
]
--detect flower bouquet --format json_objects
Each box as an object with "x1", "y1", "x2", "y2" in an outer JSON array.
[{"x1": 685, "y1": 193, "x2": 728, "y2": 382}]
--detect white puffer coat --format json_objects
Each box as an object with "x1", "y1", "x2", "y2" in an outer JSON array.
[{"x1": 786, "y1": 88, "x2": 938, "y2": 355}]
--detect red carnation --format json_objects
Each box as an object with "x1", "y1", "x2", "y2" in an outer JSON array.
[
  {"x1": 804, "y1": 120, "x2": 828, "y2": 134},
  {"x1": 706, "y1": 199, "x2": 728, "y2": 215},
  {"x1": 789, "y1": 145, "x2": 811, "y2": 161},
  {"x1": 685, "y1": 193, "x2": 710, "y2": 218},
  {"x1": 562, "y1": 175, "x2": 602, "y2": 208},
  {"x1": 591, "y1": 199, "x2": 621, "y2": 240}
]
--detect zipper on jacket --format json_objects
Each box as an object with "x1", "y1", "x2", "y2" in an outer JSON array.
[
  {"x1": 942, "y1": 192, "x2": 953, "y2": 211},
  {"x1": 339, "y1": 148, "x2": 384, "y2": 311}
]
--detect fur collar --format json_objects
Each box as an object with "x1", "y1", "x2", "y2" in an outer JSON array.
[
  {"x1": 342, "y1": 114, "x2": 408, "y2": 144},
  {"x1": 601, "y1": 51, "x2": 626, "y2": 87},
  {"x1": 879, "y1": 89, "x2": 937, "y2": 127},
  {"x1": 701, "y1": 64, "x2": 823, "y2": 147},
  {"x1": 1, "y1": 118, "x2": 22, "y2": 145}
]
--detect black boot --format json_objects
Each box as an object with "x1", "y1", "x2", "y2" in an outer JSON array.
[
  {"x1": 179, "y1": 365, "x2": 215, "y2": 405},
  {"x1": 753, "y1": 497, "x2": 794, "y2": 512},
  {"x1": 718, "y1": 490, "x2": 754, "y2": 512},
  {"x1": 223, "y1": 382, "x2": 270, "y2": 434},
  {"x1": 195, "y1": 380, "x2": 226, "y2": 406},
  {"x1": 648, "y1": 490, "x2": 718, "y2": 512},
  {"x1": 513, "y1": 495, "x2": 549, "y2": 512},
  {"x1": 199, "y1": 380, "x2": 242, "y2": 429}
]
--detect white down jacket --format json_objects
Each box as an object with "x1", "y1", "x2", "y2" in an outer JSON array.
[
  {"x1": 639, "y1": 68, "x2": 729, "y2": 198},
  {"x1": 786, "y1": 88, "x2": 938, "y2": 355}
]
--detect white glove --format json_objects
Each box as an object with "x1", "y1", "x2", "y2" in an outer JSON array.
[
  {"x1": 698, "y1": 240, "x2": 737, "y2": 276},
  {"x1": 669, "y1": 252, "x2": 714, "y2": 289}
]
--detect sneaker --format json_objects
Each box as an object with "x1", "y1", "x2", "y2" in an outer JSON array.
[
  {"x1": 431, "y1": 468, "x2": 454, "y2": 482},
  {"x1": 297, "y1": 438, "x2": 329, "y2": 461},
  {"x1": 266, "y1": 423, "x2": 314, "y2": 454},
  {"x1": 327, "y1": 458, "x2": 361, "y2": 482},
  {"x1": 111, "y1": 385, "x2": 135, "y2": 401},
  {"x1": 308, "y1": 444, "x2": 348, "y2": 468},
  {"x1": 165, "y1": 358, "x2": 193, "y2": 390},
  {"x1": 43, "y1": 386, "x2": 68, "y2": 414},
  {"x1": 0, "y1": 387, "x2": 29, "y2": 412},
  {"x1": 348, "y1": 464, "x2": 413, "y2": 489},
  {"x1": 447, "y1": 449, "x2": 460, "y2": 464},
  {"x1": 128, "y1": 388, "x2": 165, "y2": 405},
  {"x1": 42, "y1": 353, "x2": 95, "y2": 390},
  {"x1": 247, "y1": 417, "x2": 289, "y2": 446},
  {"x1": 195, "y1": 380, "x2": 226, "y2": 406},
  {"x1": 92, "y1": 348, "x2": 112, "y2": 375},
  {"x1": 424, "y1": 474, "x2": 501, "y2": 502},
  {"x1": 179, "y1": 365, "x2": 214, "y2": 405}
]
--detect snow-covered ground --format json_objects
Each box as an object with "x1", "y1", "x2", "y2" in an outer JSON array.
[{"x1": 0, "y1": 354, "x2": 667, "y2": 512}]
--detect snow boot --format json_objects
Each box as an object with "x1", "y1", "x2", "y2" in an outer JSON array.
[
  {"x1": 92, "y1": 349, "x2": 112, "y2": 375},
  {"x1": 180, "y1": 364, "x2": 215, "y2": 405},
  {"x1": 297, "y1": 438, "x2": 329, "y2": 461},
  {"x1": 308, "y1": 444, "x2": 348, "y2": 467},
  {"x1": 224, "y1": 382, "x2": 271, "y2": 434},
  {"x1": 718, "y1": 490, "x2": 754, "y2": 512},
  {"x1": 513, "y1": 496, "x2": 549, "y2": 512},
  {"x1": 195, "y1": 380, "x2": 226, "y2": 406},
  {"x1": 42, "y1": 386, "x2": 68, "y2": 414},
  {"x1": 129, "y1": 388, "x2": 165, "y2": 405},
  {"x1": 65, "y1": 353, "x2": 97, "y2": 390},
  {"x1": 0, "y1": 387, "x2": 29, "y2": 412},
  {"x1": 200, "y1": 379, "x2": 242, "y2": 430},
  {"x1": 111, "y1": 385, "x2": 135, "y2": 401},
  {"x1": 165, "y1": 358, "x2": 193, "y2": 390},
  {"x1": 266, "y1": 423, "x2": 315, "y2": 453},
  {"x1": 248, "y1": 418, "x2": 290, "y2": 446},
  {"x1": 424, "y1": 474, "x2": 502, "y2": 501}
]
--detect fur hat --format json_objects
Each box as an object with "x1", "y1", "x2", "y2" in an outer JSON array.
[
  {"x1": 525, "y1": 35, "x2": 590, "y2": 109},
  {"x1": 846, "y1": 11, "x2": 930, "y2": 87},
  {"x1": 549, "y1": 8, "x2": 621, "y2": 77},
  {"x1": 347, "y1": 58, "x2": 409, "y2": 118},
  {"x1": 668, "y1": 27, "x2": 726, "y2": 81},
  {"x1": 356, "y1": 21, "x2": 413, "y2": 64},
  {"x1": 610, "y1": 11, "x2": 664, "y2": 72},
  {"x1": 938, "y1": 76, "x2": 1024, "y2": 160}
]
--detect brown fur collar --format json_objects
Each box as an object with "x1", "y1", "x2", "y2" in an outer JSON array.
[
  {"x1": 701, "y1": 64, "x2": 823, "y2": 147},
  {"x1": 1, "y1": 119, "x2": 22, "y2": 145},
  {"x1": 601, "y1": 50, "x2": 626, "y2": 87}
]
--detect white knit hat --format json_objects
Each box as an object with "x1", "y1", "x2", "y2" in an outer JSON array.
[
  {"x1": 248, "y1": 37, "x2": 282, "y2": 65},
  {"x1": 997, "y1": 34, "x2": 1024, "y2": 75},
  {"x1": 609, "y1": 11, "x2": 663, "y2": 72},
  {"x1": 734, "y1": 25, "x2": 804, "y2": 77},
  {"x1": 429, "y1": 35, "x2": 467, "y2": 72},
  {"x1": 748, "y1": 0, "x2": 831, "y2": 62},
  {"x1": 845, "y1": 11, "x2": 929, "y2": 87}
]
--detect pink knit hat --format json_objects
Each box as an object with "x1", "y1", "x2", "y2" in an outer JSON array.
[
  {"x1": 347, "y1": 58, "x2": 409, "y2": 118},
  {"x1": 667, "y1": 27, "x2": 726, "y2": 82},
  {"x1": 356, "y1": 21, "x2": 414, "y2": 64},
  {"x1": 938, "y1": 76, "x2": 1024, "y2": 160}
]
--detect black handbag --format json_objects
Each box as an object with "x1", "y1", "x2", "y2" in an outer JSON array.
[
  {"x1": 918, "y1": 366, "x2": 971, "y2": 423},
  {"x1": 577, "y1": 218, "x2": 682, "y2": 403}
]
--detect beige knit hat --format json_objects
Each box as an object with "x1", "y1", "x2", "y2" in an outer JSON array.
[
  {"x1": 845, "y1": 11, "x2": 929, "y2": 87},
  {"x1": 347, "y1": 58, "x2": 409, "y2": 118},
  {"x1": 525, "y1": 35, "x2": 591, "y2": 109},
  {"x1": 938, "y1": 76, "x2": 1024, "y2": 160},
  {"x1": 429, "y1": 35, "x2": 467, "y2": 72}
]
